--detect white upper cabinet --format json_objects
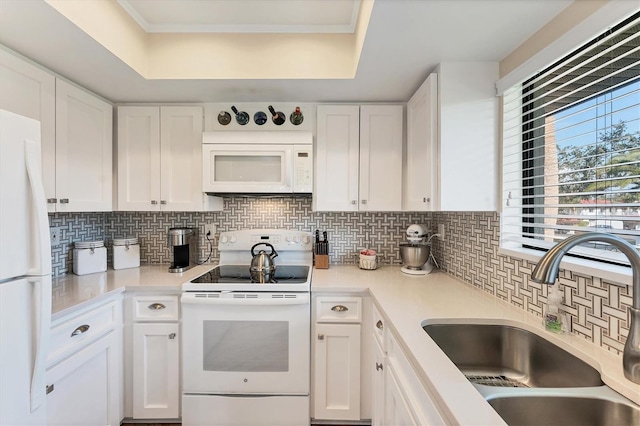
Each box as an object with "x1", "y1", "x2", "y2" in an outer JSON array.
[
  {"x1": 315, "y1": 105, "x2": 403, "y2": 211},
  {"x1": 0, "y1": 49, "x2": 56, "y2": 211},
  {"x1": 117, "y1": 106, "x2": 218, "y2": 211},
  {"x1": 55, "y1": 79, "x2": 113, "y2": 212},
  {"x1": 403, "y1": 73, "x2": 437, "y2": 211},
  {"x1": 404, "y1": 63, "x2": 499, "y2": 211},
  {"x1": 436, "y1": 62, "x2": 499, "y2": 211}
]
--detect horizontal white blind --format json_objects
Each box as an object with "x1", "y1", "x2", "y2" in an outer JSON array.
[{"x1": 502, "y1": 13, "x2": 640, "y2": 266}]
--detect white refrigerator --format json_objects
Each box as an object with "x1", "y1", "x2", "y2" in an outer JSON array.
[{"x1": 0, "y1": 109, "x2": 52, "y2": 425}]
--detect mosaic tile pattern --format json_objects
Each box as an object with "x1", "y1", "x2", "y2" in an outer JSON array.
[
  {"x1": 431, "y1": 211, "x2": 632, "y2": 355},
  {"x1": 48, "y1": 204, "x2": 634, "y2": 355}
]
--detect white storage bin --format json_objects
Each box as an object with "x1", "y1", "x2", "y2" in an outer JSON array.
[
  {"x1": 73, "y1": 241, "x2": 107, "y2": 275},
  {"x1": 113, "y1": 238, "x2": 140, "y2": 270}
]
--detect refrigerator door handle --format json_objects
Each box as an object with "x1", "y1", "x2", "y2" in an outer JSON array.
[
  {"x1": 30, "y1": 277, "x2": 51, "y2": 412},
  {"x1": 24, "y1": 138, "x2": 52, "y2": 276}
]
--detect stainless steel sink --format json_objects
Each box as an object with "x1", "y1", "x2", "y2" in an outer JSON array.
[
  {"x1": 488, "y1": 396, "x2": 640, "y2": 426},
  {"x1": 423, "y1": 324, "x2": 603, "y2": 388}
]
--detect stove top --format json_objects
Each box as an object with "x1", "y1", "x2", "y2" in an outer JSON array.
[{"x1": 190, "y1": 265, "x2": 310, "y2": 284}]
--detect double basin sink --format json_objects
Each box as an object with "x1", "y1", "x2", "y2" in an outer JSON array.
[{"x1": 423, "y1": 323, "x2": 640, "y2": 425}]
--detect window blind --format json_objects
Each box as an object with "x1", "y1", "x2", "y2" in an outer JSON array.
[{"x1": 501, "y1": 13, "x2": 640, "y2": 266}]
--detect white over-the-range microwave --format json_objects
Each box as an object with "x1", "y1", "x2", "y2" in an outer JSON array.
[{"x1": 202, "y1": 131, "x2": 313, "y2": 194}]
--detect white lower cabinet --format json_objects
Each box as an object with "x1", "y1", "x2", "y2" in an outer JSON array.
[
  {"x1": 312, "y1": 296, "x2": 363, "y2": 421},
  {"x1": 132, "y1": 322, "x2": 180, "y2": 419},
  {"x1": 129, "y1": 294, "x2": 181, "y2": 420},
  {"x1": 46, "y1": 299, "x2": 122, "y2": 426},
  {"x1": 372, "y1": 304, "x2": 446, "y2": 426}
]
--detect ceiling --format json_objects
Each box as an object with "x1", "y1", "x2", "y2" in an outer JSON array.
[{"x1": 0, "y1": 0, "x2": 574, "y2": 103}]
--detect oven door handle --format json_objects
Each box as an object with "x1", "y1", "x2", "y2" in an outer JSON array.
[{"x1": 181, "y1": 293, "x2": 310, "y2": 306}]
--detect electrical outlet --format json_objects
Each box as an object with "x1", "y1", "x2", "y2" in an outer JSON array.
[
  {"x1": 50, "y1": 227, "x2": 61, "y2": 246},
  {"x1": 438, "y1": 224, "x2": 446, "y2": 241},
  {"x1": 205, "y1": 224, "x2": 216, "y2": 238}
]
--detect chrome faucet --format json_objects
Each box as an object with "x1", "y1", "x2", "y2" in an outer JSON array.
[{"x1": 531, "y1": 232, "x2": 640, "y2": 384}]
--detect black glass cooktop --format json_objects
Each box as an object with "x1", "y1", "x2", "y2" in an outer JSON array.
[{"x1": 191, "y1": 265, "x2": 310, "y2": 284}]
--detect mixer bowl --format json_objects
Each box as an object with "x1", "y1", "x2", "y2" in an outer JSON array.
[{"x1": 399, "y1": 243, "x2": 430, "y2": 269}]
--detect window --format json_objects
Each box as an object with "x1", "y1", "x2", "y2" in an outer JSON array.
[{"x1": 502, "y1": 13, "x2": 640, "y2": 266}]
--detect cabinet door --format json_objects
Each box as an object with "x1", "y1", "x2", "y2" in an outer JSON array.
[
  {"x1": 384, "y1": 363, "x2": 418, "y2": 426},
  {"x1": 55, "y1": 79, "x2": 113, "y2": 211},
  {"x1": 314, "y1": 105, "x2": 360, "y2": 211},
  {"x1": 359, "y1": 105, "x2": 403, "y2": 211},
  {"x1": 0, "y1": 49, "x2": 56, "y2": 212},
  {"x1": 313, "y1": 323, "x2": 361, "y2": 420},
  {"x1": 160, "y1": 106, "x2": 203, "y2": 211},
  {"x1": 133, "y1": 322, "x2": 180, "y2": 419},
  {"x1": 47, "y1": 330, "x2": 120, "y2": 426},
  {"x1": 372, "y1": 336, "x2": 385, "y2": 426},
  {"x1": 404, "y1": 73, "x2": 437, "y2": 211},
  {"x1": 116, "y1": 106, "x2": 161, "y2": 211}
]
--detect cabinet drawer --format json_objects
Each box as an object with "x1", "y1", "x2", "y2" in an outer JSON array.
[
  {"x1": 49, "y1": 301, "x2": 119, "y2": 363},
  {"x1": 133, "y1": 295, "x2": 179, "y2": 321},
  {"x1": 315, "y1": 296, "x2": 361, "y2": 323},
  {"x1": 372, "y1": 304, "x2": 385, "y2": 345}
]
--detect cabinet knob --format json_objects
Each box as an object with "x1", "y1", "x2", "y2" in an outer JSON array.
[
  {"x1": 59, "y1": 198, "x2": 69, "y2": 204},
  {"x1": 47, "y1": 198, "x2": 57, "y2": 204},
  {"x1": 331, "y1": 305, "x2": 349, "y2": 313},
  {"x1": 168, "y1": 333, "x2": 176, "y2": 340},
  {"x1": 160, "y1": 200, "x2": 167, "y2": 205},
  {"x1": 376, "y1": 362, "x2": 383, "y2": 371},
  {"x1": 151, "y1": 200, "x2": 158, "y2": 205},
  {"x1": 318, "y1": 334, "x2": 325, "y2": 340},
  {"x1": 148, "y1": 303, "x2": 166, "y2": 310},
  {"x1": 70, "y1": 324, "x2": 90, "y2": 337},
  {"x1": 376, "y1": 320, "x2": 383, "y2": 330},
  {"x1": 351, "y1": 200, "x2": 357, "y2": 205},
  {"x1": 46, "y1": 384, "x2": 54, "y2": 395},
  {"x1": 361, "y1": 199, "x2": 368, "y2": 205}
]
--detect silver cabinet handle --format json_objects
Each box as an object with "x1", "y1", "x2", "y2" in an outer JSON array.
[
  {"x1": 331, "y1": 305, "x2": 348, "y2": 312},
  {"x1": 151, "y1": 200, "x2": 158, "y2": 205},
  {"x1": 376, "y1": 320, "x2": 383, "y2": 330},
  {"x1": 361, "y1": 199, "x2": 367, "y2": 205},
  {"x1": 318, "y1": 334, "x2": 324, "y2": 340},
  {"x1": 70, "y1": 324, "x2": 90, "y2": 337},
  {"x1": 47, "y1": 198, "x2": 57, "y2": 204},
  {"x1": 169, "y1": 333, "x2": 176, "y2": 340},
  {"x1": 46, "y1": 384, "x2": 54, "y2": 395},
  {"x1": 376, "y1": 362, "x2": 383, "y2": 371},
  {"x1": 160, "y1": 200, "x2": 167, "y2": 205},
  {"x1": 148, "y1": 303, "x2": 166, "y2": 310},
  {"x1": 59, "y1": 198, "x2": 69, "y2": 204}
]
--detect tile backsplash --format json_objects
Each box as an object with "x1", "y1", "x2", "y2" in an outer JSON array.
[
  {"x1": 49, "y1": 196, "x2": 430, "y2": 275},
  {"x1": 48, "y1": 202, "x2": 633, "y2": 355}
]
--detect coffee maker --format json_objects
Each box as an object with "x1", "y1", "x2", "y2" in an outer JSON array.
[{"x1": 167, "y1": 227, "x2": 196, "y2": 273}]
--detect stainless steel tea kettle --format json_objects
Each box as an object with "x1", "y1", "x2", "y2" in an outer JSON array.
[{"x1": 250, "y1": 242, "x2": 278, "y2": 282}]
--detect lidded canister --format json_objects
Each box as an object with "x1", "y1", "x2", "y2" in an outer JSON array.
[
  {"x1": 73, "y1": 240, "x2": 107, "y2": 275},
  {"x1": 112, "y1": 237, "x2": 140, "y2": 270}
]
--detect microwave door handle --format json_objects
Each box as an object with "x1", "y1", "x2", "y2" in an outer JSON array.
[{"x1": 284, "y1": 149, "x2": 293, "y2": 191}]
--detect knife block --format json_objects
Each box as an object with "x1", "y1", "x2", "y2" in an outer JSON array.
[{"x1": 315, "y1": 254, "x2": 329, "y2": 269}]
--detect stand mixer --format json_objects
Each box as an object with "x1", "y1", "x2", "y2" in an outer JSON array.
[{"x1": 399, "y1": 224, "x2": 438, "y2": 275}]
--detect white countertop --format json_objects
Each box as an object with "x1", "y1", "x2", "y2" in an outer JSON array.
[
  {"x1": 51, "y1": 262, "x2": 640, "y2": 424},
  {"x1": 51, "y1": 263, "x2": 215, "y2": 319},
  {"x1": 311, "y1": 265, "x2": 640, "y2": 424}
]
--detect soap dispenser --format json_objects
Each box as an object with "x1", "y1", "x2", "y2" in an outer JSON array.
[{"x1": 544, "y1": 283, "x2": 567, "y2": 333}]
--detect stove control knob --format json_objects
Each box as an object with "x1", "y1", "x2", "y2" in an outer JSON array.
[
  {"x1": 293, "y1": 236, "x2": 300, "y2": 244},
  {"x1": 229, "y1": 236, "x2": 237, "y2": 244},
  {"x1": 302, "y1": 235, "x2": 310, "y2": 244},
  {"x1": 220, "y1": 236, "x2": 229, "y2": 244}
]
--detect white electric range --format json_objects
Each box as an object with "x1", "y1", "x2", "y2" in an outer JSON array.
[{"x1": 181, "y1": 229, "x2": 313, "y2": 426}]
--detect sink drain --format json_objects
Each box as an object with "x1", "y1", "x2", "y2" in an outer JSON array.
[{"x1": 466, "y1": 374, "x2": 530, "y2": 388}]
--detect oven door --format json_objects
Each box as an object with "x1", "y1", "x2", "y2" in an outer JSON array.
[
  {"x1": 181, "y1": 292, "x2": 310, "y2": 394},
  {"x1": 202, "y1": 144, "x2": 293, "y2": 193}
]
